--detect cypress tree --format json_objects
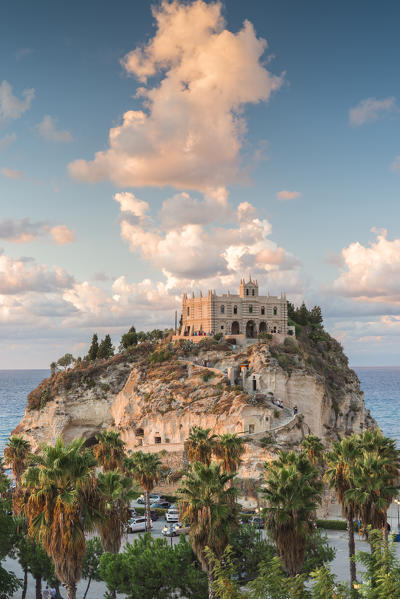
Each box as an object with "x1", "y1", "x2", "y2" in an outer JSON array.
[
  {"x1": 88, "y1": 334, "x2": 99, "y2": 361},
  {"x1": 97, "y1": 335, "x2": 114, "y2": 359}
]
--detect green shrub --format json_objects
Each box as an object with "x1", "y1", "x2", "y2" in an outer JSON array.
[
  {"x1": 316, "y1": 519, "x2": 347, "y2": 530},
  {"x1": 201, "y1": 369, "x2": 216, "y2": 382},
  {"x1": 260, "y1": 434, "x2": 275, "y2": 447}
]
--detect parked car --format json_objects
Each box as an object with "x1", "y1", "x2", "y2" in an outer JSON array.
[
  {"x1": 162, "y1": 524, "x2": 176, "y2": 537},
  {"x1": 149, "y1": 510, "x2": 159, "y2": 521},
  {"x1": 127, "y1": 516, "x2": 152, "y2": 533},
  {"x1": 173, "y1": 522, "x2": 189, "y2": 535},
  {"x1": 137, "y1": 493, "x2": 161, "y2": 505},
  {"x1": 250, "y1": 516, "x2": 264, "y2": 529},
  {"x1": 165, "y1": 508, "x2": 179, "y2": 522},
  {"x1": 150, "y1": 501, "x2": 170, "y2": 509},
  {"x1": 162, "y1": 522, "x2": 189, "y2": 537},
  {"x1": 129, "y1": 508, "x2": 137, "y2": 518}
]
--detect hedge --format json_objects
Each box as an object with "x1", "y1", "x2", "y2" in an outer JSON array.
[{"x1": 317, "y1": 519, "x2": 351, "y2": 530}]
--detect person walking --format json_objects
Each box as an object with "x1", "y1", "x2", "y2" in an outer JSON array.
[{"x1": 42, "y1": 586, "x2": 50, "y2": 599}]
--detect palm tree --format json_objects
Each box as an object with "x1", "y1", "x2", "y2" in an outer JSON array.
[
  {"x1": 262, "y1": 450, "x2": 322, "y2": 576},
  {"x1": 301, "y1": 435, "x2": 325, "y2": 467},
  {"x1": 96, "y1": 471, "x2": 135, "y2": 554},
  {"x1": 93, "y1": 430, "x2": 126, "y2": 472},
  {"x1": 178, "y1": 461, "x2": 239, "y2": 599},
  {"x1": 128, "y1": 451, "x2": 162, "y2": 531},
  {"x1": 213, "y1": 433, "x2": 245, "y2": 482},
  {"x1": 185, "y1": 426, "x2": 216, "y2": 466},
  {"x1": 22, "y1": 438, "x2": 101, "y2": 599},
  {"x1": 4, "y1": 435, "x2": 31, "y2": 484},
  {"x1": 324, "y1": 436, "x2": 360, "y2": 589},
  {"x1": 347, "y1": 450, "x2": 398, "y2": 536}
]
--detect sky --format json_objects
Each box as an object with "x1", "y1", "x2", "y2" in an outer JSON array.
[{"x1": 1, "y1": 0, "x2": 400, "y2": 368}]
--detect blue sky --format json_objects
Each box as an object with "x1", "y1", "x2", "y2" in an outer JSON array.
[{"x1": 1, "y1": 0, "x2": 400, "y2": 367}]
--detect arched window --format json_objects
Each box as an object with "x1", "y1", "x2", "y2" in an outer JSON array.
[
  {"x1": 187, "y1": 307, "x2": 190, "y2": 316},
  {"x1": 249, "y1": 305, "x2": 253, "y2": 314},
  {"x1": 221, "y1": 305, "x2": 225, "y2": 314},
  {"x1": 252, "y1": 289, "x2": 255, "y2": 296},
  {"x1": 273, "y1": 306, "x2": 278, "y2": 316},
  {"x1": 261, "y1": 306, "x2": 265, "y2": 315},
  {"x1": 246, "y1": 288, "x2": 249, "y2": 296},
  {"x1": 233, "y1": 305, "x2": 238, "y2": 314}
]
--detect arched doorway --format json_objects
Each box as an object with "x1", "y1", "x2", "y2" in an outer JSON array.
[
  {"x1": 259, "y1": 321, "x2": 267, "y2": 333},
  {"x1": 231, "y1": 321, "x2": 240, "y2": 335},
  {"x1": 246, "y1": 320, "x2": 256, "y2": 338}
]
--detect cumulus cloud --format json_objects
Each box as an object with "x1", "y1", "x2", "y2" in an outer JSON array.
[
  {"x1": 0, "y1": 80, "x2": 34, "y2": 122},
  {"x1": 69, "y1": 0, "x2": 283, "y2": 191},
  {"x1": 1, "y1": 167, "x2": 24, "y2": 180},
  {"x1": 0, "y1": 218, "x2": 75, "y2": 245},
  {"x1": 0, "y1": 252, "x2": 74, "y2": 295},
  {"x1": 114, "y1": 190, "x2": 302, "y2": 292},
  {"x1": 36, "y1": 115, "x2": 73, "y2": 143},
  {"x1": 349, "y1": 96, "x2": 396, "y2": 126},
  {"x1": 331, "y1": 228, "x2": 400, "y2": 303},
  {"x1": 0, "y1": 133, "x2": 16, "y2": 151},
  {"x1": 276, "y1": 190, "x2": 302, "y2": 200},
  {"x1": 50, "y1": 225, "x2": 76, "y2": 245}
]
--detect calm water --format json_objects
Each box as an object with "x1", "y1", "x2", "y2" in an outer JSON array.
[
  {"x1": 0, "y1": 370, "x2": 49, "y2": 457},
  {"x1": 0, "y1": 368, "x2": 399, "y2": 457}
]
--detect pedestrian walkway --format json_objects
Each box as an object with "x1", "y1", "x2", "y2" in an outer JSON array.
[{"x1": 180, "y1": 358, "x2": 299, "y2": 435}]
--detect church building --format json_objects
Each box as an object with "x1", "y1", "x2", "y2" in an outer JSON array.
[{"x1": 178, "y1": 278, "x2": 291, "y2": 339}]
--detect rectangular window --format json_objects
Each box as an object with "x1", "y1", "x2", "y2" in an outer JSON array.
[{"x1": 249, "y1": 424, "x2": 255, "y2": 434}]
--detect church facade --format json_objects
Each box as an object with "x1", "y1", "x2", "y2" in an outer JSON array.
[{"x1": 179, "y1": 278, "x2": 290, "y2": 339}]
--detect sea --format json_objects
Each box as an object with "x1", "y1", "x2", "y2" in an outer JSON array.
[{"x1": 0, "y1": 367, "x2": 400, "y2": 457}]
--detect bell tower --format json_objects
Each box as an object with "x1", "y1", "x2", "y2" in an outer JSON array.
[{"x1": 239, "y1": 276, "x2": 259, "y2": 298}]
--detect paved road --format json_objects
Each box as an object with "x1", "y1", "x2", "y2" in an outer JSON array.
[{"x1": 5, "y1": 522, "x2": 400, "y2": 597}]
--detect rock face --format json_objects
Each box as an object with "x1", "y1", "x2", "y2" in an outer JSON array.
[{"x1": 13, "y1": 335, "x2": 375, "y2": 494}]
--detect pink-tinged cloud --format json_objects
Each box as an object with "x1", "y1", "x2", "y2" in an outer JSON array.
[
  {"x1": 50, "y1": 225, "x2": 76, "y2": 245},
  {"x1": 332, "y1": 228, "x2": 400, "y2": 304},
  {"x1": 349, "y1": 96, "x2": 396, "y2": 126},
  {"x1": 68, "y1": 0, "x2": 283, "y2": 192},
  {"x1": 276, "y1": 190, "x2": 302, "y2": 200},
  {"x1": 0, "y1": 252, "x2": 74, "y2": 294},
  {"x1": 0, "y1": 80, "x2": 34, "y2": 122},
  {"x1": 1, "y1": 167, "x2": 25, "y2": 180},
  {"x1": 390, "y1": 155, "x2": 400, "y2": 171},
  {"x1": 113, "y1": 190, "x2": 302, "y2": 293},
  {"x1": 36, "y1": 115, "x2": 73, "y2": 143}
]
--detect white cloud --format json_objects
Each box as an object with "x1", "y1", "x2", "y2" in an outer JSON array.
[
  {"x1": 69, "y1": 0, "x2": 283, "y2": 191},
  {"x1": 0, "y1": 252, "x2": 74, "y2": 295},
  {"x1": 50, "y1": 225, "x2": 76, "y2": 245},
  {"x1": 331, "y1": 228, "x2": 400, "y2": 304},
  {"x1": 0, "y1": 133, "x2": 16, "y2": 151},
  {"x1": 36, "y1": 115, "x2": 73, "y2": 143},
  {"x1": 349, "y1": 96, "x2": 396, "y2": 126},
  {"x1": 0, "y1": 80, "x2": 34, "y2": 122},
  {"x1": 1, "y1": 167, "x2": 25, "y2": 180},
  {"x1": 114, "y1": 190, "x2": 302, "y2": 292},
  {"x1": 0, "y1": 219, "x2": 75, "y2": 245},
  {"x1": 276, "y1": 190, "x2": 302, "y2": 201}
]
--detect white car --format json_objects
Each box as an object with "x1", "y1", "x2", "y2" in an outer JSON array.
[
  {"x1": 127, "y1": 516, "x2": 152, "y2": 533},
  {"x1": 137, "y1": 493, "x2": 161, "y2": 505},
  {"x1": 165, "y1": 508, "x2": 179, "y2": 522},
  {"x1": 173, "y1": 522, "x2": 189, "y2": 535}
]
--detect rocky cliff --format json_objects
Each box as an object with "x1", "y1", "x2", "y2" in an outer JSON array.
[{"x1": 13, "y1": 328, "x2": 375, "y2": 501}]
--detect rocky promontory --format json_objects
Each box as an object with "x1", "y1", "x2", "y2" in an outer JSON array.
[{"x1": 13, "y1": 323, "x2": 375, "y2": 504}]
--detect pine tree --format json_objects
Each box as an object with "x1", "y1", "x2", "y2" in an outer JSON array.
[
  {"x1": 119, "y1": 327, "x2": 137, "y2": 351},
  {"x1": 97, "y1": 335, "x2": 114, "y2": 359},
  {"x1": 88, "y1": 334, "x2": 99, "y2": 361}
]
